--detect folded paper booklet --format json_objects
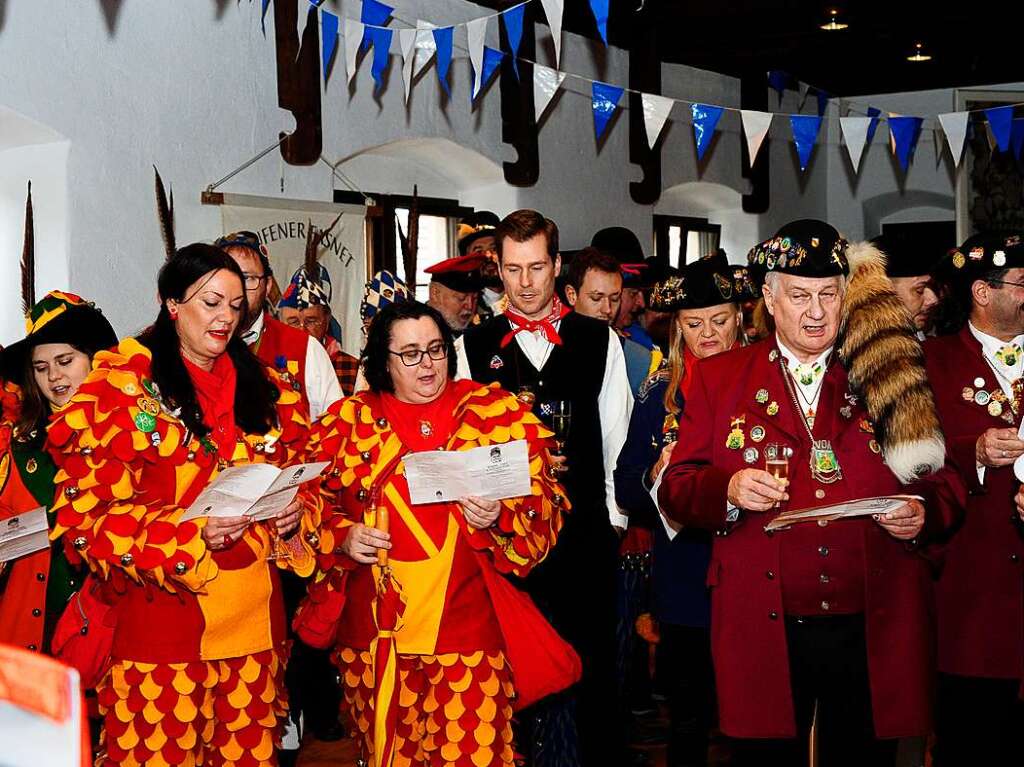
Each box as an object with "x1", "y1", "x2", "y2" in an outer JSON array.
[
  {"x1": 764, "y1": 495, "x2": 924, "y2": 532},
  {"x1": 0, "y1": 506, "x2": 50, "y2": 563},
  {"x1": 403, "y1": 440, "x2": 532, "y2": 505},
  {"x1": 179, "y1": 461, "x2": 329, "y2": 522}
]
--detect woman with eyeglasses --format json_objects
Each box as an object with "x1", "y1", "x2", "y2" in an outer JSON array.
[
  {"x1": 49, "y1": 244, "x2": 321, "y2": 767},
  {"x1": 300, "y1": 301, "x2": 573, "y2": 767},
  {"x1": 614, "y1": 251, "x2": 753, "y2": 767}
]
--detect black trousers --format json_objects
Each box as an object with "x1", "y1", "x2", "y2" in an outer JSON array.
[
  {"x1": 660, "y1": 623, "x2": 716, "y2": 767},
  {"x1": 933, "y1": 672, "x2": 1024, "y2": 766},
  {"x1": 731, "y1": 614, "x2": 898, "y2": 767}
]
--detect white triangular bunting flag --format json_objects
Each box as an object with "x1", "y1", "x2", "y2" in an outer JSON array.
[
  {"x1": 740, "y1": 110, "x2": 773, "y2": 166},
  {"x1": 399, "y1": 28, "x2": 417, "y2": 102},
  {"x1": 839, "y1": 116, "x2": 871, "y2": 171},
  {"x1": 533, "y1": 64, "x2": 566, "y2": 124},
  {"x1": 540, "y1": 0, "x2": 564, "y2": 67},
  {"x1": 344, "y1": 20, "x2": 364, "y2": 86},
  {"x1": 938, "y1": 112, "x2": 969, "y2": 168},
  {"x1": 414, "y1": 20, "x2": 437, "y2": 78},
  {"x1": 467, "y1": 17, "x2": 487, "y2": 99},
  {"x1": 640, "y1": 94, "x2": 674, "y2": 149}
]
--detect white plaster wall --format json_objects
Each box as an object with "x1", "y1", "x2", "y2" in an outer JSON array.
[{"x1": 2, "y1": 0, "x2": 1003, "y2": 344}]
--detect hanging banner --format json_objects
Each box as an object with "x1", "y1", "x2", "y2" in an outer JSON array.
[
  {"x1": 641, "y1": 94, "x2": 674, "y2": 150},
  {"x1": 368, "y1": 27, "x2": 392, "y2": 92},
  {"x1": 433, "y1": 27, "x2": 454, "y2": 96},
  {"x1": 691, "y1": 104, "x2": 724, "y2": 161},
  {"x1": 985, "y1": 105, "x2": 1014, "y2": 153},
  {"x1": 399, "y1": 28, "x2": 417, "y2": 102},
  {"x1": 938, "y1": 112, "x2": 969, "y2": 167},
  {"x1": 592, "y1": 81, "x2": 624, "y2": 140},
  {"x1": 503, "y1": 4, "x2": 525, "y2": 80},
  {"x1": 790, "y1": 114, "x2": 823, "y2": 171},
  {"x1": 476, "y1": 47, "x2": 505, "y2": 104},
  {"x1": 344, "y1": 20, "x2": 364, "y2": 85},
  {"x1": 360, "y1": 0, "x2": 393, "y2": 52},
  {"x1": 589, "y1": 0, "x2": 609, "y2": 44},
  {"x1": 540, "y1": 0, "x2": 564, "y2": 67},
  {"x1": 219, "y1": 195, "x2": 368, "y2": 356},
  {"x1": 865, "y1": 106, "x2": 882, "y2": 144},
  {"x1": 414, "y1": 21, "x2": 437, "y2": 78},
  {"x1": 534, "y1": 64, "x2": 566, "y2": 124},
  {"x1": 741, "y1": 110, "x2": 773, "y2": 167},
  {"x1": 467, "y1": 17, "x2": 488, "y2": 100},
  {"x1": 839, "y1": 116, "x2": 871, "y2": 171},
  {"x1": 889, "y1": 116, "x2": 924, "y2": 172}
]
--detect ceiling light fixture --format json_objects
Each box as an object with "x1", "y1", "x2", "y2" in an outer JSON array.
[
  {"x1": 907, "y1": 42, "x2": 932, "y2": 62},
  {"x1": 820, "y1": 9, "x2": 848, "y2": 31}
]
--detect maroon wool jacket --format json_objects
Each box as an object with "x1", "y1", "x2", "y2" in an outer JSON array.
[
  {"x1": 659, "y1": 339, "x2": 965, "y2": 739},
  {"x1": 924, "y1": 327, "x2": 1024, "y2": 681}
]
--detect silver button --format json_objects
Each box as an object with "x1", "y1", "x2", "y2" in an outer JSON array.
[
  {"x1": 819, "y1": 573, "x2": 830, "y2": 584},
  {"x1": 815, "y1": 489, "x2": 825, "y2": 500},
  {"x1": 821, "y1": 600, "x2": 831, "y2": 611},
  {"x1": 817, "y1": 519, "x2": 829, "y2": 527},
  {"x1": 818, "y1": 546, "x2": 829, "y2": 557}
]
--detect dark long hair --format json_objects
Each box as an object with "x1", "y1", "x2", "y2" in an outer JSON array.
[
  {"x1": 362, "y1": 301, "x2": 457, "y2": 393},
  {"x1": 137, "y1": 243, "x2": 279, "y2": 438},
  {"x1": 17, "y1": 341, "x2": 99, "y2": 441}
]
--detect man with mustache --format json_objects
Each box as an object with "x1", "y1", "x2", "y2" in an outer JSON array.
[
  {"x1": 424, "y1": 252, "x2": 486, "y2": 337},
  {"x1": 923, "y1": 232, "x2": 1024, "y2": 765},
  {"x1": 455, "y1": 209, "x2": 633, "y2": 767}
]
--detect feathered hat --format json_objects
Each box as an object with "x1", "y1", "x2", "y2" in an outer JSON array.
[
  {"x1": 278, "y1": 215, "x2": 343, "y2": 310},
  {"x1": 154, "y1": 166, "x2": 175, "y2": 261},
  {"x1": 747, "y1": 219, "x2": 945, "y2": 483}
]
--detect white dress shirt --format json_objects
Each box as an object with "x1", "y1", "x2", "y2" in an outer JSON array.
[
  {"x1": 969, "y1": 322, "x2": 1024, "y2": 485},
  {"x1": 455, "y1": 320, "x2": 633, "y2": 529},
  {"x1": 244, "y1": 312, "x2": 343, "y2": 421}
]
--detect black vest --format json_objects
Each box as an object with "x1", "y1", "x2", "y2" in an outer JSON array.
[{"x1": 462, "y1": 312, "x2": 611, "y2": 534}]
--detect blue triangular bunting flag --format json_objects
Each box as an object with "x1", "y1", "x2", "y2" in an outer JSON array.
[
  {"x1": 767, "y1": 71, "x2": 788, "y2": 106},
  {"x1": 360, "y1": 0, "x2": 393, "y2": 52},
  {"x1": 433, "y1": 27, "x2": 454, "y2": 97},
  {"x1": 691, "y1": 104, "x2": 724, "y2": 161},
  {"x1": 502, "y1": 4, "x2": 525, "y2": 80},
  {"x1": 589, "y1": 0, "x2": 609, "y2": 44},
  {"x1": 1012, "y1": 118, "x2": 1024, "y2": 159},
  {"x1": 790, "y1": 114, "x2": 823, "y2": 171},
  {"x1": 815, "y1": 89, "x2": 830, "y2": 117},
  {"x1": 866, "y1": 107, "x2": 881, "y2": 144},
  {"x1": 321, "y1": 10, "x2": 339, "y2": 82},
  {"x1": 592, "y1": 81, "x2": 624, "y2": 140},
  {"x1": 474, "y1": 47, "x2": 505, "y2": 103},
  {"x1": 985, "y1": 106, "x2": 1014, "y2": 153},
  {"x1": 368, "y1": 27, "x2": 392, "y2": 92},
  {"x1": 889, "y1": 116, "x2": 924, "y2": 172}
]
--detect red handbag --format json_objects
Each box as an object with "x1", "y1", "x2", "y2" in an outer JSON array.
[
  {"x1": 50, "y1": 575, "x2": 116, "y2": 689},
  {"x1": 292, "y1": 575, "x2": 348, "y2": 649},
  {"x1": 476, "y1": 554, "x2": 582, "y2": 711}
]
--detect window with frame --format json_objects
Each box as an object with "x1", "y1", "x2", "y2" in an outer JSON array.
[{"x1": 654, "y1": 215, "x2": 722, "y2": 267}]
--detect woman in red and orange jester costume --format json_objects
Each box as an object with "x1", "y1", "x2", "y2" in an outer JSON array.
[
  {"x1": 299, "y1": 301, "x2": 576, "y2": 767},
  {"x1": 49, "y1": 244, "x2": 320, "y2": 767}
]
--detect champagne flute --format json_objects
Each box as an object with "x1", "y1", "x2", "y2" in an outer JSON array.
[
  {"x1": 764, "y1": 443, "x2": 790, "y2": 510},
  {"x1": 550, "y1": 401, "x2": 571, "y2": 456}
]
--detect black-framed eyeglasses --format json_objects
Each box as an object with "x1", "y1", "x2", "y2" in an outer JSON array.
[
  {"x1": 988, "y1": 279, "x2": 1024, "y2": 290},
  {"x1": 389, "y1": 342, "x2": 448, "y2": 367},
  {"x1": 242, "y1": 273, "x2": 267, "y2": 290}
]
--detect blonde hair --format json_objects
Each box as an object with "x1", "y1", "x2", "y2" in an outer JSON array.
[{"x1": 662, "y1": 305, "x2": 745, "y2": 414}]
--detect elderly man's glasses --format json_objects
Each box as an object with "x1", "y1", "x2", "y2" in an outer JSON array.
[
  {"x1": 989, "y1": 279, "x2": 1024, "y2": 290},
  {"x1": 389, "y1": 342, "x2": 448, "y2": 366}
]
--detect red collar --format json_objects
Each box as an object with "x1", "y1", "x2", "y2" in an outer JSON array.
[
  {"x1": 183, "y1": 353, "x2": 238, "y2": 460},
  {"x1": 380, "y1": 381, "x2": 463, "y2": 451},
  {"x1": 501, "y1": 298, "x2": 570, "y2": 348}
]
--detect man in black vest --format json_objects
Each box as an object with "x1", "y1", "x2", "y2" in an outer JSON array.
[{"x1": 456, "y1": 209, "x2": 633, "y2": 767}]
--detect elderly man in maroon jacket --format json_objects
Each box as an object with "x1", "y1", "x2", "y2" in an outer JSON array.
[
  {"x1": 659, "y1": 220, "x2": 965, "y2": 767},
  {"x1": 924, "y1": 231, "x2": 1024, "y2": 766}
]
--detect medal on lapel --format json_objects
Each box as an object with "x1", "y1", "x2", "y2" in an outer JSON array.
[{"x1": 726, "y1": 417, "x2": 745, "y2": 450}]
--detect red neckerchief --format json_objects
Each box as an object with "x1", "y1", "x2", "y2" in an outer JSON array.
[
  {"x1": 380, "y1": 381, "x2": 462, "y2": 452},
  {"x1": 500, "y1": 297, "x2": 570, "y2": 348},
  {"x1": 183, "y1": 353, "x2": 238, "y2": 461}
]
